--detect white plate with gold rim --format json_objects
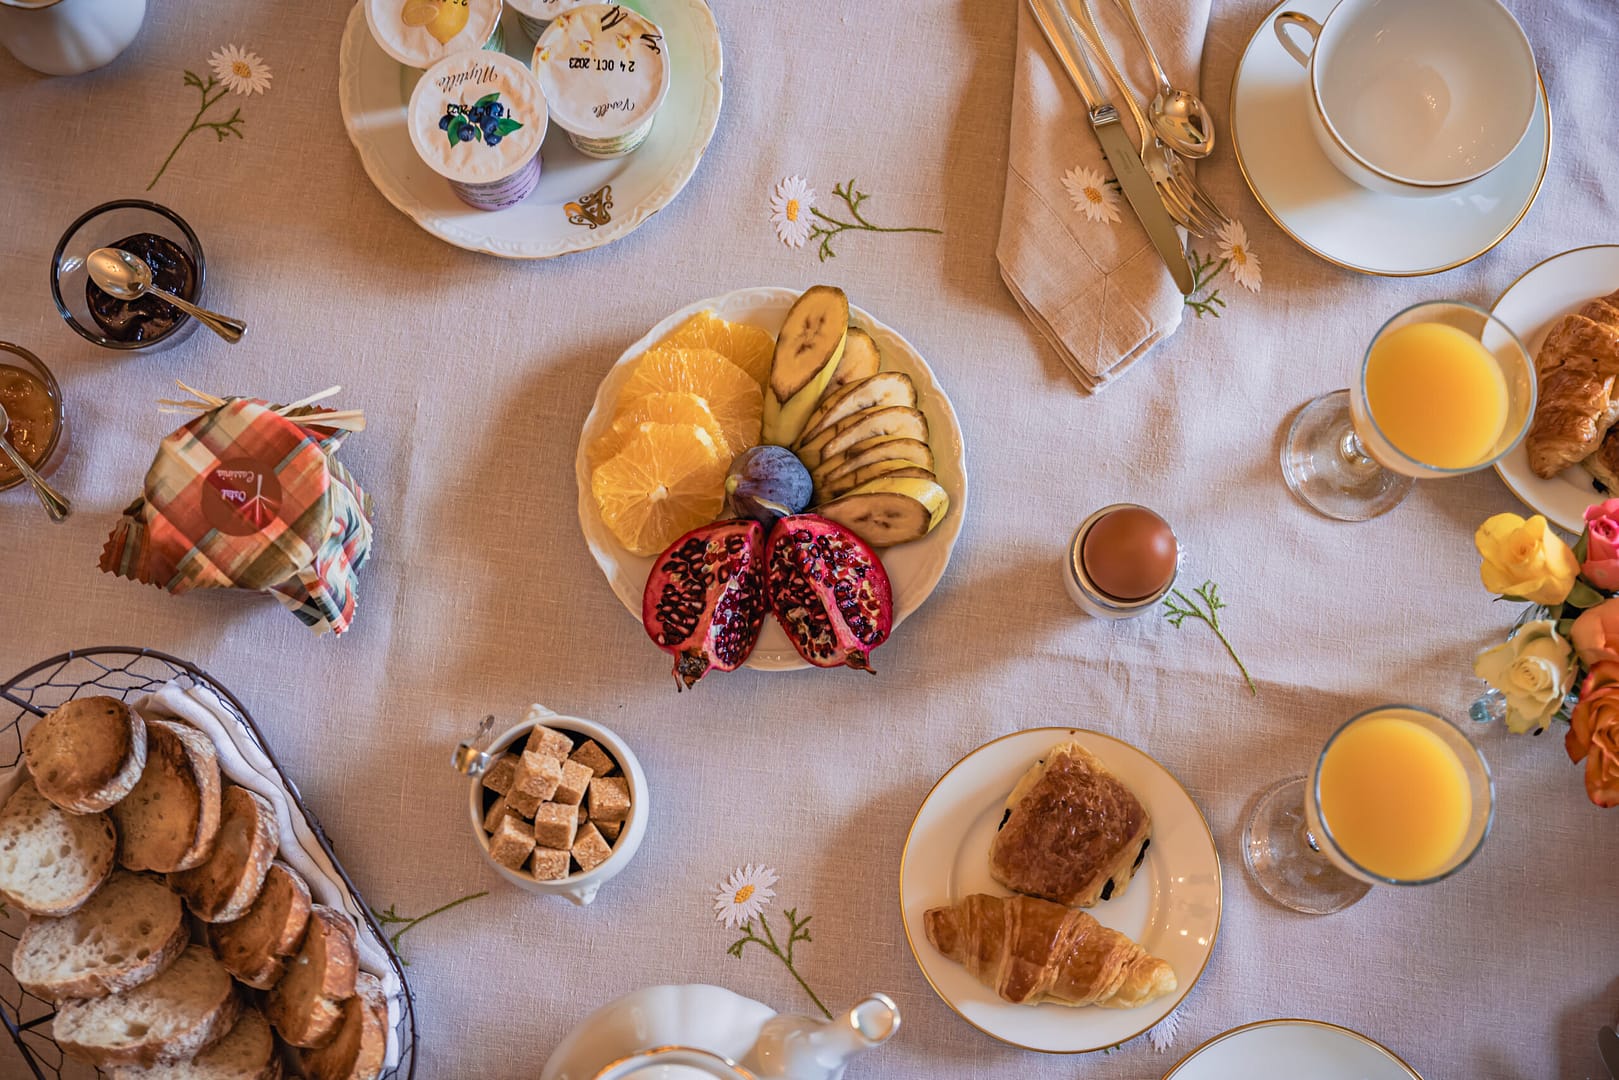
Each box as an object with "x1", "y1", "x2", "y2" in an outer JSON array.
[
  {"x1": 1161, "y1": 1019, "x2": 1422, "y2": 1079},
  {"x1": 1231, "y1": 0, "x2": 1549, "y2": 277},
  {"x1": 575, "y1": 287, "x2": 968, "y2": 672},
  {"x1": 1492, "y1": 245, "x2": 1619, "y2": 534},
  {"x1": 899, "y1": 728, "x2": 1220, "y2": 1054},
  {"x1": 337, "y1": 0, "x2": 721, "y2": 259}
]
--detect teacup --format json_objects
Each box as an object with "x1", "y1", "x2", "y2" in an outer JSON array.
[{"x1": 1273, "y1": 0, "x2": 1537, "y2": 196}]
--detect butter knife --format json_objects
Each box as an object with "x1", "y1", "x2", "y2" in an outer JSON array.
[
  {"x1": 1599, "y1": 1025, "x2": 1619, "y2": 1079},
  {"x1": 1026, "y1": 0, "x2": 1193, "y2": 294}
]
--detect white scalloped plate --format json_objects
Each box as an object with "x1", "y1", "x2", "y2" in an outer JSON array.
[
  {"x1": 337, "y1": 0, "x2": 722, "y2": 259},
  {"x1": 575, "y1": 287, "x2": 969, "y2": 672}
]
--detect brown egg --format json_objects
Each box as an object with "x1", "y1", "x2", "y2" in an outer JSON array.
[{"x1": 1081, "y1": 507, "x2": 1177, "y2": 601}]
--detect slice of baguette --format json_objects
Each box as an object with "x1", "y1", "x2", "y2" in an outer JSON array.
[
  {"x1": 0, "y1": 779, "x2": 116, "y2": 916},
  {"x1": 296, "y1": 972, "x2": 387, "y2": 1080},
  {"x1": 55, "y1": 945, "x2": 241, "y2": 1068},
  {"x1": 14, "y1": 871, "x2": 188, "y2": 1001},
  {"x1": 24, "y1": 696, "x2": 147, "y2": 814},
  {"x1": 209, "y1": 862, "x2": 312, "y2": 989},
  {"x1": 267, "y1": 905, "x2": 359, "y2": 1049},
  {"x1": 109, "y1": 1006, "x2": 281, "y2": 1080},
  {"x1": 113, "y1": 718, "x2": 222, "y2": 874},
  {"x1": 170, "y1": 786, "x2": 278, "y2": 923}
]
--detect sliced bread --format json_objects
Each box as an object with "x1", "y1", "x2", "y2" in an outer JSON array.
[
  {"x1": 266, "y1": 904, "x2": 358, "y2": 1049},
  {"x1": 109, "y1": 1006, "x2": 281, "y2": 1080},
  {"x1": 297, "y1": 971, "x2": 387, "y2": 1080},
  {"x1": 113, "y1": 718, "x2": 222, "y2": 874},
  {"x1": 170, "y1": 786, "x2": 278, "y2": 923},
  {"x1": 209, "y1": 861, "x2": 311, "y2": 989},
  {"x1": 55, "y1": 944, "x2": 241, "y2": 1068},
  {"x1": 0, "y1": 779, "x2": 116, "y2": 916},
  {"x1": 24, "y1": 696, "x2": 148, "y2": 814},
  {"x1": 14, "y1": 871, "x2": 188, "y2": 1001}
]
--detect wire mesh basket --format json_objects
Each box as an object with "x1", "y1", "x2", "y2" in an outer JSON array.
[{"x1": 0, "y1": 647, "x2": 418, "y2": 1079}]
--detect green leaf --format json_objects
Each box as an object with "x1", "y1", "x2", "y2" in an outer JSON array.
[
  {"x1": 1566, "y1": 580, "x2": 1605, "y2": 609},
  {"x1": 474, "y1": 92, "x2": 500, "y2": 107},
  {"x1": 494, "y1": 117, "x2": 523, "y2": 136},
  {"x1": 1557, "y1": 618, "x2": 1576, "y2": 638},
  {"x1": 1574, "y1": 532, "x2": 1591, "y2": 563},
  {"x1": 446, "y1": 114, "x2": 466, "y2": 147}
]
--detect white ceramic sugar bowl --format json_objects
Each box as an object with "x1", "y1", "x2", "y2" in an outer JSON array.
[{"x1": 453, "y1": 705, "x2": 648, "y2": 906}]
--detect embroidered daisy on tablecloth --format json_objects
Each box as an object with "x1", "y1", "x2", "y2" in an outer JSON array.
[
  {"x1": 209, "y1": 45, "x2": 273, "y2": 96},
  {"x1": 1061, "y1": 165, "x2": 1122, "y2": 224},
  {"x1": 1217, "y1": 219, "x2": 1262, "y2": 292},
  {"x1": 713, "y1": 863, "x2": 778, "y2": 929},
  {"x1": 770, "y1": 177, "x2": 816, "y2": 249}
]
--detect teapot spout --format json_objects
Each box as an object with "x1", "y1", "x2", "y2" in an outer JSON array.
[
  {"x1": 845, "y1": 994, "x2": 900, "y2": 1048},
  {"x1": 744, "y1": 993, "x2": 900, "y2": 1080}
]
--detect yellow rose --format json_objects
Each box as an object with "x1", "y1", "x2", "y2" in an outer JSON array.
[
  {"x1": 1474, "y1": 513, "x2": 1578, "y2": 606},
  {"x1": 1473, "y1": 620, "x2": 1575, "y2": 733}
]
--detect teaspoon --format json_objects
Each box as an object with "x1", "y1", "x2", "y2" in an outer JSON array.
[
  {"x1": 1110, "y1": 0, "x2": 1216, "y2": 158},
  {"x1": 0, "y1": 402, "x2": 70, "y2": 522},
  {"x1": 86, "y1": 247, "x2": 246, "y2": 344}
]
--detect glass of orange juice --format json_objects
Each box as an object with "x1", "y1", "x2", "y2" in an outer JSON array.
[
  {"x1": 1243, "y1": 705, "x2": 1494, "y2": 914},
  {"x1": 1281, "y1": 300, "x2": 1535, "y2": 521}
]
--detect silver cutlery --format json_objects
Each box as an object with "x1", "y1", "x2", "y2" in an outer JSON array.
[
  {"x1": 86, "y1": 247, "x2": 246, "y2": 344},
  {"x1": 1598, "y1": 1025, "x2": 1619, "y2": 1080},
  {"x1": 0, "y1": 402, "x2": 70, "y2": 523},
  {"x1": 1027, "y1": 0, "x2": 1194, "y2": 293},
  {"x1": 1110, "y1": 0, "x2": 1216, "y2": 157}
]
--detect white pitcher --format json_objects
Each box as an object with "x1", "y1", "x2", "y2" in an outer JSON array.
[{"x1": 0, "y1": 0, "x2": 146, "y2": 77}]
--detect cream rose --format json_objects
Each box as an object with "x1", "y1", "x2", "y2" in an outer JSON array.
[{"x1": 1473, "y1": 619, "x2": 1575, "y2": 734}]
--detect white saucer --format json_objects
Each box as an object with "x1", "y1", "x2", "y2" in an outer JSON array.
[
  {"x1": 899, "y1": 729, "x2": 1221, "y2": 1054},
  {"x1": 575, "y1": 287, "x2": 968, "y2": 672},
  {"x1": 1161, "y1": 1019, "x2": 1421, "y2": 1079},
  {"x1": 1492, "y1": 245, "x2": 1619, "y2": 532},
  {"x1": 337, "y1": 0, "x2": 722, "y2": 259},
  {"x1": 1230, "y1": 0, "x2": 1550, "y2": 277}
]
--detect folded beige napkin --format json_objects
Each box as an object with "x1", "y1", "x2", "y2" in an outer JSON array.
[{"x1": 998, "y1": 0, "x2": 1213, "y2": 393}]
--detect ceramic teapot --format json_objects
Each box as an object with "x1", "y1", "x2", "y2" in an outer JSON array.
[
  {"x1": 540, "y1": 985, "x2": 900, "y2": 1080},
  {"x1": 0, "y1": 0, "x2": 146, "y2": 76}
]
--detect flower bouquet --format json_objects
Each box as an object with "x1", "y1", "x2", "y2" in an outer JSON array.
[{"x1": 1472, "y1": 504, "x2": 1619, "y2": 807}]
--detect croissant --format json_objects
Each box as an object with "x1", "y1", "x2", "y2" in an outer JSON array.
[
  {"x1": 923, "y1": 893, "x2": 1175, "y2": 1009},
  {"x1": 1538, "y1": 313, "x2": 1619, "y2": 378},
  {"x1": 1526, "y1": 366, "x2": 1616, "y2": 478}
]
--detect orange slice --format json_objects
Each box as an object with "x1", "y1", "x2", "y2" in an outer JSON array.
[
  {"x1": 616, "y1": 345, "x2": 761, "y2": 456},
  {"x1": 659, "y1": 311, "x2": 776, "y2": 388},
  {"x1": 589, "y1": 392, "x2": 730, "y2": 468},
  {"x1": 592, "y1": 423, "x2": 729, "y2": 556}
]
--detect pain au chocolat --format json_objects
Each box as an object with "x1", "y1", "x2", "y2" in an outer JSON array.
[{"x1": 988, "y1": 741, "x2": 1151, "y2": 907}]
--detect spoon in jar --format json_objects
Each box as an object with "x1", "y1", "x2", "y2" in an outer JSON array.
[
  {"x1": 0, "y1": 402, "x2": 70, "y2": 523},
  {"x1": 86, "y1": 247, "x2": 247, "y2": 344},
  {"x1": 1110, "y1": 0, "x2": 1216, "y2": 158}
]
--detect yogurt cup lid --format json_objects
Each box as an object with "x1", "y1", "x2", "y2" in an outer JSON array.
[
  {"x1": 532, "y1": 4, "x2": 671, "y2": 140},
  {"x1": 365, "y1": 0, "x2": 503, "y2": 69},
  {"x1": 505, "y1": 0, "x2": 587, "y2": 21},
  {"x1": 408, "y1": 51, "x2": 548, "y2": 184}
]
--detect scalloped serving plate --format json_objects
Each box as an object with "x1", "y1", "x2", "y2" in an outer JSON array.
[
  {"x1": 575, "y1": 287, "x2": 969, "y2": 672},
  {"x1": 337, "y1": 0, "x2": 722, "y2": 259}
]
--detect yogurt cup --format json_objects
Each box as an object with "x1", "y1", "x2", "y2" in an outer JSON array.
[
  {"x1": 532, "y1": 4, "x2": 671, "y2": 159},
  {"x1": 408, "y1": 50, "x2": 549, "y2": 211},
  {"x1": 506, "y1": 0, "x2": 588, "y2": 41},
  {"x1": 365, "y1": 0, "x2": 506, "y2": 70}
]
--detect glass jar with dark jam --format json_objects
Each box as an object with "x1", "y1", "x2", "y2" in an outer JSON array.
[{"x1": 85, "y1": 233, "x2": 199, "y2": 343}]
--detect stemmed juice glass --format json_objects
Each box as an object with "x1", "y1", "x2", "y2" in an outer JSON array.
[
  {"x1": 1281, "y1": 300, "x2": 1535, "y2": 521},
  {"x1": 1243, "y1": 705, "x2": 1495, "y2": 914}
]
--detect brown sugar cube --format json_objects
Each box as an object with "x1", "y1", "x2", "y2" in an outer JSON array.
[
  {"x1": 482, "y1": 794, "x2": 512, "y2": 834},
  {"x1": 530, "y1": 847, "x2": 571, "y2": 881},
  {"x1": 527, "y1": 725, "x2": 575, "y2": 760},
  {"x1": 506, "y1": 783, "x2": 543, "y2": 818},
  {"x1": 513, "y1": 750, "x2": 563, "y2": 802},
  {"x1": 532, "y1": 802, "x2": 579, "y2": 851},
  {"x1": 572, "y1": 823, "x2": 613, "y2": 873},
  {"x1": 482, "y1": 753, "x2": 521, "y2": 795},
  {"x1": 553, "y1": 760, "x2": 592, "y2": 806},
  {"x1": 588, "y1": 776, "x2": 631, "y2": 824},
  {"x1": 487, "y1": 815, "x2": 535, "y2": 871},
  {"x1": 569, "y1": 739, "x2": 616, "y2": 778},
  {"x1": 577, "y1": 803, "x2": 589, "y2": 824},
  {"x1": 596, "y1": 818, "x2": 622, "y2": 843}
]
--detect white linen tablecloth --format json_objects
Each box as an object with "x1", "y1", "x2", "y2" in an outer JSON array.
[{"x1": 1, "y1": 1, "x2": 1616, "y2": 1077}]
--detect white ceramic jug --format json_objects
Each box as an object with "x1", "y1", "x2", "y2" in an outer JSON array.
[{"x1": 0, "y1": 0, "x2": 146, "y2": 76}]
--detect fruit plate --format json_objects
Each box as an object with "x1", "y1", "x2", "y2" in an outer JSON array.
[
  {"x1": 900, "y1": 728, "x2": 1221, "y2": 1054},
  {"x1": 575, "y1": 286, "x2": 968, "y2": 672},
  {"x1": 337, "y1": 0, "x2": 722, "y2": 259},
  {"x1": 1492, "y1": 245, "x2": 1619, "y2": 533}
]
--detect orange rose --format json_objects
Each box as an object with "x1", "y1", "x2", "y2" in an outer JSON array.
[
  {"x1": 1568, "y1": 662, "x2": 1619, "y2": 807},
  {"x1": 1571, "y1": 598, "x2": 1619, "y2": 668}
]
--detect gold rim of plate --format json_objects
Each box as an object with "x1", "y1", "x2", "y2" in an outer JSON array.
[
  {"x1": 1229, "y1": 0, "x2": 1551, "y2": 278},
  {"x1": 1159, "y1": 1017, "x2": 1426, "y2": 1079},
  {"x1": 897, "y1": 726, "x2": 1222, "y2": 1055},
  {"x1": 1489, "y1": 244, "x2": 1619, "y2": 528}
]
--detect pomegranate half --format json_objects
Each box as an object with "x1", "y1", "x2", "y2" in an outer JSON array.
[
  {"x1": 642, "y1": 519, "x2": 768, "y2": 690},
  {"x1": 765, "y1": 514, "x2": 893, "y2": 672}
]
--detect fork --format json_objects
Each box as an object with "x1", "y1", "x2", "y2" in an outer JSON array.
[{"x1": 1058, "y1": 0, "x2": 1230, "y2": 236}]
